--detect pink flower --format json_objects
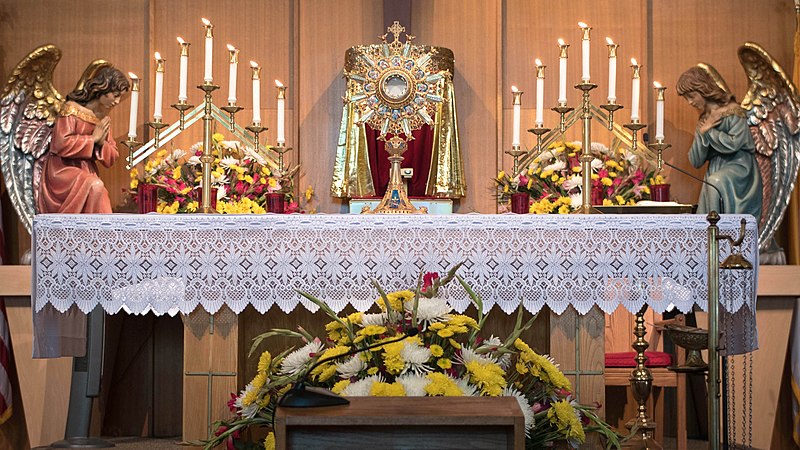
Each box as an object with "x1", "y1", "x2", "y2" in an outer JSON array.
[
  {"x1": 597, "y1": 168, "x2": 609, "y2": 179},
  {"x1": 632, "y1": 169, "x2": 645, "y2": 184},
  {"x1": 422, "y1": 272, "x2": 440, "y2": 293},
  {"x1": 227, "y1": 393, "x2": 237, "y2": 412}
]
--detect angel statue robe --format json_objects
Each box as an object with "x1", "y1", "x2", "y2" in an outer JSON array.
[
  {"x1": 689, "y1": 111, "x2": 762, "y2": 219},
  {"x1": 36, "y1": 101, "x2": 118, "y2": 214}
]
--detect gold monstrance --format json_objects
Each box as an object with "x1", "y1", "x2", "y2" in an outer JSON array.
[{"x1": 349, "y1": 21, "x2": 447, "y2": 214}]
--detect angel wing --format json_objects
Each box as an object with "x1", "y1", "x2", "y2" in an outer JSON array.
[
  {"x1": 0, "y1": 45, "x2": 63, "y2": 234},
  {"x1": 738, "y1": 42, "x2": 800, "y2": 252}
]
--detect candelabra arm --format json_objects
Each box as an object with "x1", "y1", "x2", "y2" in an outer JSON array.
[
  {"x1": 171, "y1": 101, "x2": 195, "y2": 130},
  {"x1": 600, "y1": 102, "x2": 624, "y2": 131},
  {"x1": 647, "y1": 141, "x2": 672, "y2": 172},
  {"x1": 220, "y1": 104, "x2": 244, "y2": 132},
  {"x1": 123, "y1": 138, "x2": 142, "y2": 170},
  {"x1": 552, "y1": 104, "x2": 574, "y2": 134},
  {"x1": 504, "y1": 145, "x2": 526, "y2": 175},
  {"x1": 145, "y1": 119, "x2": 169, "y2": 152}
]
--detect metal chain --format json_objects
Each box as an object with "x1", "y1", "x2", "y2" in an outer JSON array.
[{"x1": 729, "y1": 354, "x2": 737, "y2": 446}]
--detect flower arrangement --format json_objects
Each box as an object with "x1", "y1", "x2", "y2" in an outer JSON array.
[
  {"x1": 129, "y1": 133, "x2": 300, "y2": 214},
  {"x1": 496, "y1": 140, "x2": 659, "y2": 214},
  {"x1": 201, "y1": 264, "x2": 621, "y2": 450}
]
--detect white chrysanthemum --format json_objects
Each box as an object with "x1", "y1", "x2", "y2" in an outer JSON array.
[
  {"x1": 504, "y1": 386, "x2": 535, "y2": 435},
  {"x1": 190, "y1": 141, "x2": 203, "y2": 152},
  {"x1": 242, "y1": 145, "x2": 268, "y2": 165},
  {"x1": 400, "y1": 341, "x2": 432, "y2": 375},
  {"x1": 341, "y1": 374, "x2": 383, "y2": 397},
  {"x1": 455, "y1": 377, "x2": 479, "y2": 396},
  {"x1": 624, "y1": 150, "x2": 639, "y2": 166},
  {"x1": 570, "y1": 192, "x2": 583, "y2": 208},
  {"x1": 186, "y1": 155, "x2": 202, "y2": 166},
  {"x1": 166, "y1": 149, "x2": 186, "y2": 164},
  {"x1": 216, "y1": 185, "x2": 228, "y2": 201},
  {"x1": 221, "y1": 140, "x2": 240, "y2": 151},
  {"x1": 219, "y1": 156, "x2": 240, "y2": 168},
  {"x1": 590, "y1": 142, "x2": 609, "y2": 154},
  {"x1": 591, "y1": 158, "x2": 604, "y2": 170},
  {"x1": 562, "y1": 175, "x2": 582, "y2": 191},
  {"x1": 532, "y1": 151, "x2": 554, "y2": 166},
  {"x1": 396, "y1": 373, "x2": 430, "y2": 396},
  {"x1": 360, "y1": 313, "x2": 386, "y2": 327},
  {"x1": 414, "y1": 297, "x2": 451, "y2": 329},
  {"x1": 336, "y1": 354, "x2": 365, "y2": 379},
  {"x1": 279, "y1": 339, "x2": 324, "y2": 376},
  {"x1": 233, "y1": 382, "x2": 260, "y2": 419},
  {"x1": 543, "y1": 160, "x2": 566, "y2": 172},
  {"x1": 458, "y1": 345, "x2": 497, "y2": 366},
  {"x1": 476, "y1": 336, "x2": 512, "y2": 369}
]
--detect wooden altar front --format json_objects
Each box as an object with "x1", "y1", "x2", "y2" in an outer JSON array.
[{"x1": 30, "y1": 213, "x2": 758, "y2": 442}]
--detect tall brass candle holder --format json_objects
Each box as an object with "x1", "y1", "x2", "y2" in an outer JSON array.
[
  {"x1": 528, "y1": 125, "x2": 551, "y2": 158},
  {"x1": 123, "y1": 138, "x2": 142, "y2": 168},
  {"x1": 552, "y1": 103, "x2": 574, "y2": 133},
  {"x1": 576, "y1": 81, "x2": 600, "y2": 214},
  {"x1": 272, "y1": 142, "x2": 293, "y2": 175},
  {"x1": 171, "y1": 39, "x2": 194, "y2": 130},
  {"x1": 648, "y1": 140, "x2": 672, "y2": 172},
  {"x1": 171, "y1": 101, "x2": 194, "y2": 130},
  {"x1": 624, "y1": 120, "x2": 647, "y2": 158},
  {"x1": 600, "y1": 102, "x2": 623, "y2": 130},
  {"x1": 198, "y1": 82, "x2": 220, "y2": 213},
  {"x1": 623, "y1": 306, "x2": 663, "y2": 450}
]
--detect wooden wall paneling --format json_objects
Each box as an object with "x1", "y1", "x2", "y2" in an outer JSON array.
[
  {"x1": 651, "y1": 0, "x2": 795, "y2": 206},
  {"x1": 0, "y1": 0, "x2": 150, "y2": 260},
  {"x1": 298, "y1": 0, "x2": 384, "y2": 214},
  {"x1": 411, "y1": 0, "x2": 501, "y2": 214}
]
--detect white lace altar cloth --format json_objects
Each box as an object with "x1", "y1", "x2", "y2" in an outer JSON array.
[{"x1": 33, "y1": 213, "x2": 758, "y2": 351}]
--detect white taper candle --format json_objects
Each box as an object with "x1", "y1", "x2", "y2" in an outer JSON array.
[
  {"x1": 511, "y1": 86, "x2": 521, "y2": 147},
  {"x1": 558, "y1": 39, "x2": 568, "y2": 105},
  {"x1": 127, "y1": 73, "x2": 139, "y2": 139},
  {"x1": 227, "y1": 45, "x2": 239, "y2": 103},
  {"x1": 202, "y1": 18, "x2": 213, "y2": 83},
  {"x1": 177, "y1": 37, "x2": 189, "y2": 102},
  {"x1": 631, "y1": 59, "x2": 641, "y2": 122},
  {"x1": 578, "y1": 22, "x2": 591, "y2": 82},
  {"x1": 535, "y1": 60, "x2": 545, "y2": 126},
  {"x1": 276, "y1": 80, "x2": 286, "y2": 144},
  {"x1": 606, "y1": 38, "x2": 618, "y2": 103},
  {"x1": 153, "y1": 53, "x2": 165, "y2": 120},
  {"x1": 251, "y1": 61, "x2": 261, "y2": 125}
]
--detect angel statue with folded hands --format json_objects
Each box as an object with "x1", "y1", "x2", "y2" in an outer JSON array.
[
  {"x1": 0, "y1": 45, "x2": 130, "y2": 234},
  {"x1": 677, "y1": 43, "x2": 800, "y2": 264}
]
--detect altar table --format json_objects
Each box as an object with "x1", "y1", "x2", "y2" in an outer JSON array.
[{"x1": 31, "y1": 213, "x2": 759, "y2": 439}]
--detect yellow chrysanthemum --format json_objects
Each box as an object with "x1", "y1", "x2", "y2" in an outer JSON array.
[
  {"x1": 425, "y1": 373, "x2": 462, "y2": 396},
  {"x1": 600, "y1": 177, "x2": 613, "y2": 186},
  {"x1": 602, "y1": 199, "x2": 613, "y2": 206},
  {"x1": 437, "y1": 358, "x2": 452, "y2": 369},
  {"x1": 130, "y1": 179, "x2": 139, "y2": 190},
  {"x1": 305, "y1": 186, "x2": 314, "y2": 201},
  {"x1": 430, "y1": 344, "x2": 444, "y2": 357},
  {"x1": 212, "y1": 132, "x2": 225, "y2": 143},
  {"x1": 263, "y1": 432, "x2": 275, "y2": 450},
  {"x1": 257, "y1": 350, "x2": 272, "y2": 373},
  {"x1": 465, "y1": 360, "x2": 506, "y2": 396},
  {"x1": 547, "y1": 399, "x2": 586, "y2": 442},
  {"x1": 615, "y1": 195, "x2": 626, "y2": 205},
  {"x1": 331, "y1": 379, "x2": 351, "y2": 394},
  {"x1": 370, "y1": 382, "x2": 406, "y2": 397}
]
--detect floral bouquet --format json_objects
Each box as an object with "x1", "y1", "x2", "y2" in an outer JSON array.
[
  {"x1": 499, "y1": 140, "x2": 658, "y2": 214},
  {"x1": 201, "y1": 264, "x2": 621, "y2": 450},
  {"x1": 129, "y1": 133, "x2": 300, "y2": 214}
]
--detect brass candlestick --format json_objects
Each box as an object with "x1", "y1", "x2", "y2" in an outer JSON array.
[
  {"x1": 624, "y1": 121, "x2": 647, "y2": 157},
  {"x1": 245, "y1": 123, "x2": 268, "y2": 152},
  {"x1": 198, "y1": 82, "x2": 220, "y2": 213},
  {"x1": 623, "y1": 305, "x2": 663, "y2": 449},
  {"x1": 171, "y1": 100, "x2": 194, "y2": 130},
  {"x1": 123, "y1": 138, "x2": 142, "y2": 168},
  {"x1": 527, "y1": 125, "x2": 551, "y2": 160},
  {"x1": 647, "y1": 140, "x2": 672, "y2": 172},
  {"x1": 576, "y1": 82, "x2": 600, "y2": 214},
  {"x1": 272, "y1": 142, "x2": 293, "y2": 176},
  {"x1": 552, "y1": 103, "x2": 574, "y2": 133},
  {"x1": 505, "y1": 145, "x2": 526, "y2": 175},
  {"x1": 600, "y1": 102, "x2": 623, "y2": 130},
  {"x1": 145, "y1": 119, "x2": 169, "y2": 150},
  {"x1": 220, "y1": 104, "x2": 244, "y2": 132}
]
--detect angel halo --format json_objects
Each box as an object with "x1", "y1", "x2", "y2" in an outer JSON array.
[{"x1": 0, "y1": 45, "x2": 129, "y2": 234}]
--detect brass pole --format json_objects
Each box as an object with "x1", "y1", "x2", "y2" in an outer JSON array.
[
  {"x1": 577, "y1": 82, "x2": 597, "y2": 214},
  {"x1": 707, "y1": 211, "x2": 721, "y2": 450},
  {"x1": 199, "y1": 83, "x2": 219, "y2": 213}
]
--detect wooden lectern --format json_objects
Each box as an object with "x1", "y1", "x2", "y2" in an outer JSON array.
[{"x1": 275, "y1": 396, "x2": 525, "y2": 450}]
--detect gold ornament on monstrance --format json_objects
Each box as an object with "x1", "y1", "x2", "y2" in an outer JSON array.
[{"x1": 348, "y1": 21, "x2": 449, "y2": 214}]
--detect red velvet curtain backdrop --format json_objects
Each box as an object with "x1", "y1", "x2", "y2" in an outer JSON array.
[{"x1": 365, "y1": 126, "x2": 434, "y2": 197}]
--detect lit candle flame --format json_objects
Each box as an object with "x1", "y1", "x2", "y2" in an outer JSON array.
[
  {"x1": 511, "y1": 85, "x2": 518, "y2": 92},
  {"x1": 275, "y1": 80, "x2": 284, "y2": 87},
  {"x1": 631, "y1": 58, "x2": 638, "y2": 66},
  {"x1": 202, "y1": 18, "x2": 211, "y2": 26},
  {"x1": 128, "y1": 72, "x2": 138, "y2": 79},
  {"x1": 535, "y1": 58, "x2": 542, "y2": 66},
  {"x1": 606, "y1": 37, "x2": 615, "y2": 45},
  {"x1": 154, "y1": 52, "x2": 162, "y2": 60},
  {"x1": 558, "y1": 38, "x2": 566, "y2": 46},
  {"x1": 578, "y1": 21, "x2": 588, "y2": 28},
  {"x1": 227, "y1": 44, "x2": 236, "y2": 52},
  {"x1": 250, "y1": 61, "x2": 259, "y2": 68},
  {"x1": 654, "y1": 81, "x2": 662, "y2": 88},
  {"x1": 177, "y1": 37, "x2": 185, "y2": 45}
]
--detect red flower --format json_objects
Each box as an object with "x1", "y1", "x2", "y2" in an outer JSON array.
[
  {"x1": 422, "y1": 272, "x2": 440, "y2": 293},
  {"x1": 227, "y1": 393, "x2": 237, "y2": 412}
]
